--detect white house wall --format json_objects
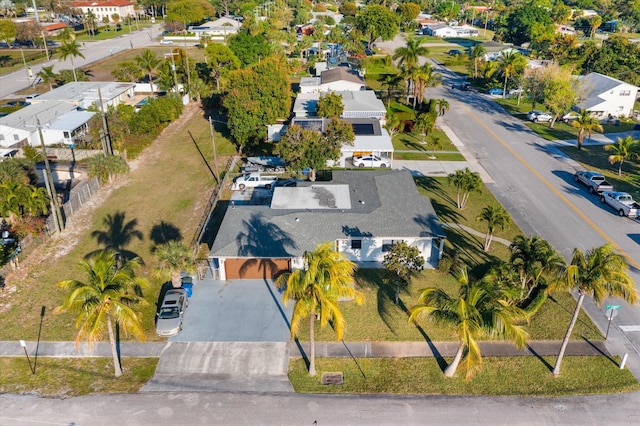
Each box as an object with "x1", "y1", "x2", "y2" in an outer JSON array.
[
  {"x1": 337, "y1": 237, "x2": 435, "y2": 266},
  {"x1": 587, "y1": 84, "x2": 638, "y2": 117},
  {"x1": 319, "y1": 81, "x2": 364, "y2": 92},
  {"x1": 0, "y1": 125, "x2": 30, "y2": 148}
]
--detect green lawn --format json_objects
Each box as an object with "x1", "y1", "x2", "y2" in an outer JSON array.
[
  {"x1": 0, "y1": 106, "x2": 236, "y2": 342},
  {"x1": 289, "y1": 356, "x2": 638, "y2": 396},
  {"x1": 0, "y1": 357, "x2": 158, "y2": 397},
  {"x1": 393, "y1": 129, "x2": 456, "y2": 152},
  {"x1": 75, "y1": 23, "x2": 155, "y2": 42}
]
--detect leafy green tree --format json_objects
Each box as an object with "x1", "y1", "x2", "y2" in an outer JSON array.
[
  {"x1": 435, "y1": 1, "x2": 460, "y2": 21},
  {"x1": 228, "y1": 31, "x2": 271, "y2": 67},
  {"x1": 476, "y1": 205, "x2": 510, "y2": 252},
  {"x1": 54, "y1": 251, "x2": 148, "y2": 377},
  {"x1": 316, "y1": 92, "x2": 343, "y2": 118},
  {"x1": 448, "y1": 167, "x2": 482, "y2": 210},
  {"x1": 509, "y1": 235, "x2": 565, "y2": 302},
  {"x1": 224, "y1": 57, "x2": 291, "y2": 152},
  {"x1": 0, "y1": 19, "x2": 17, "y2": 44},
  {"x1": 396, "y1": 2, "x2": 420, "y2": 27},
  {"x1": 410, "y1": 267, "x2": 528, "y2": 379},
  {"x1": 166, "y1": 0, "x2": 214, "y2": 28},
  {"x1": 571, "y1": 109, "x2": 603, "y2": 150},
  {"x1": 548, "y1": 244, "x2": 638, "y2": 376},
  {"x1": 538, "y1": 65, "x2": 582, "y2": 128},
  {"x1": 153, "y1": 240, "x2": 196, "y2": 288},
  {"x1": 276, "y1": 242, "x2": 364, "y2": 376},
  {"x1": 111, "y1": 61, "x2": 142, "y2": 83},
  {"x1": 605, "y1": 136, "x2": 639, "y2": 176},
  {"x1": 37, "y1": 65, "x2": 58, "y2": 91},
  {"x1": 383, "y1": 241, "x2": 424, "y2": 304},
  {"x1": 204, "y1": 43, "x2": 240, "y2": 92},
  {"x1": 579, "y1": 36, "x2": 640, "y2": 86},
  {"x1": 356, "y1": 4, "x2": 398, "y2": 47},
  {"x1": 502, "y1": 4, "x2": 554, "y2": 46},
  {"x1": 135, "y1": 49, "x2": 160, "y2": 94},
  {"x1": 57, "y1": 39, "x2": 85, "y2": 82}
]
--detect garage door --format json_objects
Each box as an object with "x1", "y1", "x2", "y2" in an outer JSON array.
[{"x1": 225, "y1": 258, "x2": 291, "y2": 280}]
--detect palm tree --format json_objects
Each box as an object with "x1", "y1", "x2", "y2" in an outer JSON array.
[
  {"x1": 410, "y1": 268, "x2": 528, "y2": 379},
  {"x1": 448, "y1": 168, "x2": 482, "y2": 210},
  {"x1": 426, "y1": 135, "x2": 443, "y2": 159},
  {"x1": 570, "y1": 109, "x2": 603, "y2": 150},
  {"x1": 384, "y1": 111, "x2": 402, "y2": 139},
  {"x1": 548, "y1": 244, "x2": 638, "y2": 376},
  {"x1": 54, "y1": 251, "x2": 148, "y2": 377},
  {"x1": 589, "y1": 15, "x2": 602, "y2": 39},
  {"x1": 509, "y1": 235, "x2": 565, "y2": 301},
  {"x1": 57, "y1": 39, "x2": 85, "y2": 82},
  {"x1": 275, "y1": 242, "x2": 364, "y2": 376},
  {"x1": 414, "y1": 111, "x2": 436, "y2": 147},
  {"x1": 469, "y1": 44, "x2": 486, "y2": 79},
  {"x1": 435, "y1": 98, "x2": 449, "y2": 116},
  {"x1": 498, "y1": 51, "x2": 526, "y2": 98},
  {"x1": 153, "y1": 241, "x2": 196, "y2": 288},
  {"x1": 476, "y1": 205, "x2": 510, "y2": 252},
  {"x1": 393, "y1": 36, "x2": 430, "y2": 105},
  {"x1": 604, "y1": 136, "x2": 639, "y2": 176},
  {"x1": 37, "y1": 65, "x2": 57, "y2": 91},
  {"x1": 135, "y1": 49, "x2": 160, "y2": 94},
  {"x1": 381, "y1": 73, "x2": 404, "y2": 107},
  {"x1": 412, "y1": 63, "x2": 442, "y2": 109},
  {"x1": 23, "y1": 185, "x2": 50, "y2": 217}
]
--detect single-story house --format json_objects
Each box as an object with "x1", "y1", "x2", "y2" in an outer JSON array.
[
  {"x1": 423, "y1": 23, "x2": 479, "y2": 37},
  {"x1": 292, "y1": 90, "x2": 386, "y2": 123},
  {"x1": 290, "y1": 117, "x2": 394, "y2": 168},
  {"x1": 209, "y1": 170, "x2": 446, "y2": 280},
  {"x1": 556, "y1": 25, "x2": 577, "y2": 36},
  {"x1": 299, "y1": 67, "x2": 366, "y2": 93},
  {"x1": 0, "y1": 82, "x2": 135, "y2": 148},
  {"x1": 189, "y1": 17, "x2": 241, "y2": 40},
  {"x1": 576, "y1": 72, "x2": 640, "y2": 118}
]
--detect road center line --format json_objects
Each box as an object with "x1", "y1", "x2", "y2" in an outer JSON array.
[{"x1": 463, "y1": 103, "x2": 640, "y2": 270}]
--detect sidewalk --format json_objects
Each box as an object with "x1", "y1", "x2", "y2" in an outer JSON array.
[{"x1": 0, "y1": 339, "x2": 609, "y2": 359}]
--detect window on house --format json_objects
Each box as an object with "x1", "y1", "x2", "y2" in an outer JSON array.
[
  {"x1": 0, "y1": 134, "x2": 4, "y2": 141},
  {"x1": 13, "y1": 134, "x2": 19, "y2": 141},
  {"x1": 63, "y1": 131, "x2": 70, "y2": 138},
  {"x1": 382, "y1": 240, "x2": 399, "y2": 252},
  {"x1": 351, "y1": 240, "x2": 362, "y2": 250},
  {"x1": 620, "y1": 90, "x2": 631, "y2": 96}
]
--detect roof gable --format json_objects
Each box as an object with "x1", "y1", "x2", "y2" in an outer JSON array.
[{"x1": 320, "y1": 67, "x2": 365, "y2": 85}]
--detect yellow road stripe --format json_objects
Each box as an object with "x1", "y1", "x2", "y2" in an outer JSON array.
[{"x1": 466, "y1": 108, "x2": 640, "y2": 270}]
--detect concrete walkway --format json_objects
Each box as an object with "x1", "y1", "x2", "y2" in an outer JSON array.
[{"x1": 442, "y1": 222, "x2": 512, "y2": 247}]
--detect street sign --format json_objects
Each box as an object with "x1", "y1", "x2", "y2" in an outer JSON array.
[{"x1": 605, "y1": 305, "x2": 622, "y2": 339}]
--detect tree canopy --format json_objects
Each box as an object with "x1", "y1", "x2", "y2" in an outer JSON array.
[
  {"x1": 316, "y1": 92, "x2": 344, "y2": 118},
  {"x1": 228, "y1": 31, "x2": 272, "y2": 67},
  {"x1": 501, "y1": 5, "x2": 555, "y2": 46},
  {"x1": 356, "y1": 5, "x2": 398, "y2": 46}
]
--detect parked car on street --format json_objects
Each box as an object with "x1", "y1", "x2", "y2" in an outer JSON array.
[
  {"x1": 352, "y1": 155, "x2": 391, "y2": 168},
  {"x1": 600, "y1": 191, "x2": 640, "y2": 218},
  {"x1": 527, "y1": 110, "x2": 553, "y2": 123},
  {"x1": 574, "y1": 170, "x2": 615, "y2": 194},
  {"x1": 159, "y1": 39, "x2": 173, "y2": 45},
  {"x1": 448, "y1": 49, "x2": 462, "y2": 56},
  {"x1": 487, "y1": 88, "x2": 503, "y2": 96},
  {"x1": 561, "y1": 111, "x2": 580, "y2": 123},
  {"x1": 156, "y1": 288, "x2": 188, "y2": 337}
]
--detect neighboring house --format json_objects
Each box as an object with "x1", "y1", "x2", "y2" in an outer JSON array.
[
  {"x1": 209, "y1": 170, "x2": 445, "y2": 280},
  {"x1": 41, "y1": 22, "x2": 68, "y2": 35},
  {"x1": 299, "y1": 67, "x2": 366, "y2": 93},
  {"x1": 189, "y1": 17, "x2": 241, "y2": 40},
  {"x1": 292, "y1": 90, "x2": 386, "y2": 123},
  {"x1": 423, "y1": 23, "x2": 479, "y2": 37},
  {"x1": 482, "y1": 42, "x2": 520, "y2": 61},
  {"x1": 290, "y1": 117, "x2": 393, "y2": 168},
  {"x1": 556, "y1": 25, "x2": 577, "y2": 36},
  {"x1": 576, "y1": 72, "x2": 640, "y2": 118},
  {"x1": 0, "y1": 82, "x2": 135, "y2": 148},
  {"x1": 72, "y1": 0, "x2": 136, "y2": 22}
]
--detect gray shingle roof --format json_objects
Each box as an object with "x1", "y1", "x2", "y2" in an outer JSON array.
[
  {"x1": 209, "y1": 170, "x2": 444, "y2": 258},
  {"x1": 577, "y1": 72, "x2": 637, "y2": 110},
  {"x1": 320, "y1": 67, "x2": 365, "y2": 85}
]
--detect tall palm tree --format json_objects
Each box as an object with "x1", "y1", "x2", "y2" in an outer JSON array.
[
  {"x1": 414, "y1": 111, "x2": 436, "y2": 145},
  {"x1": 476, "y1": 205, "x2": 511, "y2": 252},
  {"x1": 153, "y1": 241, "x2": 196, "y2": 288},
  {"x1": 412, "y1": 63, "x2": 442, "y2": 109},
  {"x1": 135, "y1": 49, "x2": 161, "y2": 94},
  {"x1": 570, "y1": 109, "x2": 603, "y2": 150},
  {"x1": 469, "y1": 44, "x2": 486, "y2": 79},
  {"x1": 381, "y1": 73, "x2": 404, "y2": 107},
  {"x1": 57, "y1": 39, "x2": 85, "y2": 82},
  {"x1": 509, "y1": 235, "x2": 565, "y2": 301},
  {"x1": 435, "y1": 98, "x2": 450, "y2": 116},
  {"x1": 410, "y1": 268, "x2": 528, "y2": 379},
  {"x1": 275, "y1": 242, "x2": 364, "y2": 376},
  {"x1": 37, "y1": 65, "x2": 57, "y2": 91},
  {"x1": 55, "y1": 251, "x2": 148, "y2": 378},
  {"x1": 604, "y1": 136, "x2": 639, "y2": 176},
  {"x1": 548, "y1": 244, "x2": 638, "y2": 376},
  {"x1": 448, "y1": 168, "x2": 482, "y2": 210},
  {"x1": 393, "y1": 36, "x2": 430, "y2": 105},
  {"x1": 498, "y1": 51, "x2": 526, "y2": 98}
]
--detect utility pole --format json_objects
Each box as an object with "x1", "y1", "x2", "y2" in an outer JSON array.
[
  {"x1": 97, "y1": 87, "x2": 113, "y2": 155},
  {"x1": 36, "y1": 118, "x2": 63, "y2": 234}
]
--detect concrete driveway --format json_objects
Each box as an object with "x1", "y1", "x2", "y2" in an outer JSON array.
[{"x1": 173, "y1": 278, "x2": 293, "y2": 342}]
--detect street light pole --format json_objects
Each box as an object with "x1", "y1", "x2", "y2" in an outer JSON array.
[{"x1": 34, "y1": 306, "x2": 45, "y2": 373}]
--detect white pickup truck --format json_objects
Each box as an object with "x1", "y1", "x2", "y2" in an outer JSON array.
[
  {"x1": 231, "y1": 173, "x2": 278, "y2": 190},
  {"x1": 600, "y1": 191, "x2": 640, "y2": 218},
  {"x1": 574, "y1": 170, "x2": 614, "y2": 194}
]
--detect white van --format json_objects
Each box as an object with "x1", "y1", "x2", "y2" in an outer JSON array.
[{"x1": 231, "y1": 173, "x2": 278, "y2": 190}]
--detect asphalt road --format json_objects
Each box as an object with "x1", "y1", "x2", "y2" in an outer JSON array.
[
  {"x1": 0, "y1": 23, "x2": 164, "y2": 99},
  {"x1": 429, "y1": 69, "x2": 640, "y2": 378}
]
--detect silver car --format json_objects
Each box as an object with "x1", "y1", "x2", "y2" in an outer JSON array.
[
  {"x1": 156, "y1": 288, "x2": 188, "y2": 337},
  {"x1": 527, "y1": 110, "x2": 553, "y2": 123}
]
